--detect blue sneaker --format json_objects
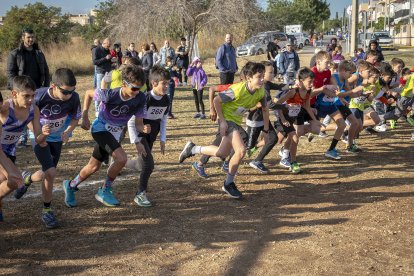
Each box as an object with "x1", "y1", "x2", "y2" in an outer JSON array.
[
  {"x1": 279, "y1": 158, "x2": 291, "y2": 168},
  {"x1": 192, "y1": 162, "x2": 208, "y2": 178},
  {"x1": 62, "y1": 180, "x2": 77, "y2": 208},
  {"x1": 42, "y1": 209, "x2": 59, "y2": 229},
  {"x1": 325, "y1": 149, "x2": 341, "y2": 160},
  {"x1": 95, "y1": 187, "x2": 120, "y2": 207}
]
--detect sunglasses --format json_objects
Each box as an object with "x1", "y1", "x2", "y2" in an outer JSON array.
[
  {"x1": 124, "y1": 80, "x2": 143, "y2": 92},
  {"x1": 57, "y1": 85, "x2": 76, "y2": 95}
]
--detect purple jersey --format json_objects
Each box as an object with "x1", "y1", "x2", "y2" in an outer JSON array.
[
  {"x1": 92, "y1": 88, "x2": 146, "y2": 140},
  {"x1": 35, "y1": 87, "x2": 81, "y2": 142},
  {"x1": 1, "y1": 99, "x2": 34, "y2": 156}
]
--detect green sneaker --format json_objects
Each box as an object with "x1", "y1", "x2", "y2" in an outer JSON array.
[
  {"x1": 134, "y1": 191, "x2": 152, "y2": 207},
  {"x1": 347, "y1": 144, "x2": 362, "y2": 153},
  {"x1": 407, "y1": 117, "x2": 414, "y2": 127},
  {"x1": 247, "y1": 147, "x2": 257, "y2": 158},
  {"x1": 290, "y1": 162, "x2": 302, "y2": 174},
  {"x1": 389, "y1": 120, "x2": 396, "y2": 129}
]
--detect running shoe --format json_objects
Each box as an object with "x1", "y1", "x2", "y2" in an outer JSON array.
[
  {"x1": 62, "y1": 180, "x2": 77, "y2": 208},
  {"x1": 389, "y1": 120, "x2": 396, "y2": 129},
  {"x1": 325, "y1": 149, "x2": 341, "y2": 160},
  {"x1": 222, "y1": 182, "x2": 242, "y2": 199},
  {"x1": 249, "y1": 161, "x2": 269, "y2": 174},
  {"x1": 199, "y1": 114, "x2": 207, "y2": 119},
  {"x1": 247, "y1": 147, "x2": 257, "y2": 158},
  {"x1": 95, "y1": 187, "x2": 120, "y2": 207},
  {"x1": 363, "y1": 127, "x2": 377, "y2": 135},
  {"x1": 42, "y1": 209, "x2": 59, "y2": 229},
  {"x1": 193, "y1": 113, "x2": 201, "y2": 118},
  {"x1": 134, "y1": 191, "x2": 152, "y2": 207},
  {"x1": 319, "y1": 131, "x2": 329, "y2": 138},
  {"x1": 407, "y1": 117, "x2": 414, "y2": 127},
  {"x1": 192, "y1": 162, "x2": 208, "y2": 178},
  {"x1": 279, "y1": 158, "x2": 291, "y2": 168},
  {"x1": 346, "y1": 144, "x2": 362, "y2": 153},
  {"x1": 14, "y1": 171, "x2": 32, "y2": 199},
  {"x1": 290, "y1": 161, "x2": 302, "y2": 174},
  {"x1": 179, "y1": 141, "x2": 195, "y2": 163},
  {"x1": 374, "y1": 124, "x2": 387, "y2": 132}
]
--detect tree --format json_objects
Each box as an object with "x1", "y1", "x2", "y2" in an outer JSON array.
[
  {"x1": 0, "y1": 2, "x2": 73, "y2": 51},
  {"x1": 101, "y1": 0, "x2": 262, "y2": 58}
]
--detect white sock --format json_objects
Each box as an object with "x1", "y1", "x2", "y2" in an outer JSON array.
[
  {"x1": 282, "y1": 149, "x2": 290, "y2": 159},
  {"x1": 191, "y1": 146, "x2": 202, "y2": 154}
]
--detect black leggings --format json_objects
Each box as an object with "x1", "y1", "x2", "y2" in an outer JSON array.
[
  {"x1": 193, "y1": 89, "x2": 205, "y2": 114},
  {"x1": 246, "y1": 124, "x2": 278, "y2": 162},
  {"x1": 137, "y1": 136, "x2": 155, "y2": 193}
]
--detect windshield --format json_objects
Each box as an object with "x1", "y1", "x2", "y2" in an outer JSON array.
[
  {"x1": 374, "y1": 33, "x2": 390, "y2": 38},
  {"x1": 244, "y1": 36, "x2": 267, "y2": 45}
]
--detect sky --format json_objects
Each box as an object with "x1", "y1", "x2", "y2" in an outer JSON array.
[{"x1": 1, "y1": 0, "x2": 353, "y2": 18}]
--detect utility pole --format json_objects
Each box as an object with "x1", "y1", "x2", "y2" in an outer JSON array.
[{"x1": 351, "y1": 0, "x2": 359, "y2": 54}]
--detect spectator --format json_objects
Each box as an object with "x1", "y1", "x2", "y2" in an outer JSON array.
[
  {"x1": 159, "y1": 40, "x2": 175, "y2": 66},
  {"x1": 365, "y1": 40, "x2": 384, "y2": 62},
  {"x1": 326, "y1": 37, "x2": 338, "y2": 54},
  {"x1": 7, "y1": 27, "x2": 50, "y2": 147},
  {"x1": 352, "y1": 48, "x2": 365, "y2": 65},
  {"x1": 150, "y1": 42, "x2": 160, "y2": 65},
  {"x1": 332, "y1": 46, "x2": 345, "y2": 64},
  {"x1": 266, "y1": 37, "x2": 280, "y2": 74},
  {"x1": 124, "y1": 42, "x2": 139, "y2": 59},
  {"x1": 91, "y1": 38, "x2": 101, "y2": 88},
  {"x1": 175, "y1": 37, "x2": 190, "y2": 86},
  {"x1": 216, "y1": 33, "x2": 238, "y2": 84},
  {"x1": 141, "y1": 43, "x2": 154, "y2": 89},
  {"x1": 278, "y1": 42, "x2": 300, "y2": 84},
  {"x1": 310, "y1": 48, "x2": 322, "y2": 68},
  {"x1": 110, "y1": 43, "x2": 123, "y2": 67}
]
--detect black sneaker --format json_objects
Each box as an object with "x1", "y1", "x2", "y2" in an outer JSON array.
[
  {"x1": 179, "y1": 141, "x2": 195, "y2": 163},
  {"x1": 363, "y1": 127, "x2": 377, "y2": 135},
  {"x1": 222, "y1": 182, "x2": 242, "y2": 199},
  {"x1": 14, "y1": 171, "x2": 32, "y2": 199}
]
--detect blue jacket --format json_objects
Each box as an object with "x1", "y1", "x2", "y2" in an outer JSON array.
[
  {"x1": 159, "y1": 47, "x2": 175, "y2": 66},
  {"x1": 216, "y1": 43, "x2": 237, "y2": 73},
  {"x1": 278, "y1": 50, "x2": 300, "y2": 75}
]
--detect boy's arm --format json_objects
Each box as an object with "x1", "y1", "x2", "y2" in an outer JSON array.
[
  {"x1": 160, "y1": 114, "x2": 167, "y2": 155},
  {"x1": 33, "y1": 106, "x2": 50, "y2": 146},
  {"x1": 213, "y1": 96, "x2": 228, "y2": 137},
  {"x1": 81, "y1": 89, "x2": 96, "y2": 130},
  {"x1": 209, "y1": 86, "x2": 218, "y2": 121}
]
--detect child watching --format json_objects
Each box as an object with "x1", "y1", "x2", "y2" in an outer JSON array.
[{"x1": 187, "y1": 56, "x2": 208, "y2": 119}]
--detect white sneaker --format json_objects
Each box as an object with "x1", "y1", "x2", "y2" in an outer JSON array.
[
  {"x1": 374, "y1": 124, "x2": 387, "y2": 132},
  {"x1": 183, "y1": 82, "x2": 187, "y2": 86}
]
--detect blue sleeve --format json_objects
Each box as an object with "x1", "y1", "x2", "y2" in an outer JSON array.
[
  {"x1": 279, "y1": 53, "x2": 286, "y2": 74},
  {"x1": 216, "y1": 45, "x2": 225, "y2": 72}
]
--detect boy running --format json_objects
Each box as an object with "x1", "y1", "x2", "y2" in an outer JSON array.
[{"x1": 62, "y1": 65, "x2": 149, "y2": 207}]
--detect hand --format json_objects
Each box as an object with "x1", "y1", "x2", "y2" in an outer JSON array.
[
  {"x1": 142, "y1": 124, "x2": 151, "y2": 134},
  {"x1": 219, "y1": 120, "x2": 228, "y2": 137},
  {"x1": 160, "y1": 141, "x2": 165, "y2": 155},
  {"x1": 282, "y1": 119, "x2": 290, "y2": 127},
  {"x1": 81, "y1": 116, "x2": 90, "y2": 130},
  {"x1": 209, "y1": 108, "x2": 217, "y2": 121},
  {"x1": 135, "y1": 142, "x2": 147, "y2": 157},
  {"x1": 42, "y1": 125, "x2": 51, "y2": 136},
  {"x1": 61, "y1": 131, "x2": 71, "y2": 143},
  {"x1": 106, "y1": 54, "x2": 112, "y2": 60}
]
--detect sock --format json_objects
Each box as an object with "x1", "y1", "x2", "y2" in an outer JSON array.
[
  {"x1": 104, "y1": 175, "x2": 115, "y2": 188},
  {"x1": 329, "y1": 138, "x2": 339, "y2": 151},
  {"x1": 70, "y1": 174, "x2": 84, "y2": 188},
  {"x1": 43, "y1": 202, "x2": 51, "y2": 211},
  {"x1": 225, "y1": 173, "x2": 235, "y2": 186},
  {"x1": 191, "y1": 146, "x2": 202, "y2": 154},
  {"x1": 343, "y1": 129, "x2": 349, "y2": 137},
  {"x1": 282, "y1": 149, "x2": 290, "y2": 159}
]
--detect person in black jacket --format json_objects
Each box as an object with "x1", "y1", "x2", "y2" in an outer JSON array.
[
  {"x1": 7, "y1": 28, "x2": 50, "y2": 90},
  {"x1": 7, "y1": 28, "x2": 50, "y2": 148},
  {"x1": 141, "y1": 43, "x2": 154, "y2": 89}
]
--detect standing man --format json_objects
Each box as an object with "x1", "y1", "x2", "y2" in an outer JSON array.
[
  {"x1": 124, "y1": 42, "x2": 139, "y2": 59},
  {"x1": 266, "y1": 37, "x2": 280, "y2": 75},
  {"x1": 159, "y1": 40, "x2": 175, "y2": 66},
  {"x1": 216, "y1": 33, "x2": 238, "y2": 85},
  {"x1": 278, "y1": 42, "x2": 300, "y2": 85},
  {"x1": 7, "y1": 27, "x2": 50, "y2": 147},
  {"x1": 92, "y1": 37, "x2": 112, "y2": 115},
  {"x1": 175, "y1": 37, "x2": 189, "y2": 86},
  {"x1": 91, "y1": 38, "x2": 101, "y2": 89}
]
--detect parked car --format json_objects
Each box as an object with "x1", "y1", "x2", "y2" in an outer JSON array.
[
  {"x1": 289, "y1": 33, "x2": 310, "y2": 49},
  {"x1": 236, "y1": 31, "x2": 289, "y2": 57},
  {"x1": 364, "y1": 31, "x2": 394, "y2": 50}
]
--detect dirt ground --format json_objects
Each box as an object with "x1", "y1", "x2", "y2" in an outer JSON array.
[{"x1": 1, "y1": 52, "x2": 414, "y2": 275}]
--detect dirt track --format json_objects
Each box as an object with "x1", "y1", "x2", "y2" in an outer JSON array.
[{"x1": 1, "y1": 54, "x2": 414, "y2": 275}]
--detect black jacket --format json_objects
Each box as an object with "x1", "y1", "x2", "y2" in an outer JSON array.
[
  {"x1": 92, "y1": 45, "x2": 112, "y2": 74},
  {"x1": 142, "y1": 51, "x2": 153, "y2": 73},
  {"x1": 7, "y1": 42, "x2": 50, "y2": 89}
]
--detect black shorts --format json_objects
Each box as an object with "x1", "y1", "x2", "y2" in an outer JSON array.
[
  {"x1": 276, "y1": 116, "x2": 296, "y2": 137},
  {"x1": 337, "y1": 105, "x2": 352, "y2": 120},
  {"x1": 350, "y1": 108, "x2": 364, "y2": 123},
  {"x1": 225, "y1": 120, "x2": 248, "y2": 141},
  {"x1": 6, "y1": 154, "x2": 16, "y2": 164},
  {"x1": 302, "y1": 108, "x2": 319, "y2": 123},
  {"x1": 34, "y1": 142, "x2": 63, "y2": 172},
  {"x1": 91, "y1": 131, "x2": 121, "y2": 162}
]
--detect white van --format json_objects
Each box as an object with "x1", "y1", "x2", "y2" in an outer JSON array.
[{"x1": 288, "y1": 33, "x2": 310, "y2": 49}]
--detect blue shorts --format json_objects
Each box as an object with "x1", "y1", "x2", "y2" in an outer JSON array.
[
  {"x1": 350, "y1": 108, "x2": 364, "y2": 123},
  {"x1": 317, "y1": 105, "x2": 338, "y2": 118}
]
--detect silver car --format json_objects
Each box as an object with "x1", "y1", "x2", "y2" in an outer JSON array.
[{"x1": 236, "y1": 32, "x2": 289, "y2": 57}]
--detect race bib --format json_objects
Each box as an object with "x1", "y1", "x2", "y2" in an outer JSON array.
[
  {"x1": 1, "y1": 130, "x2": 22, "y2": 145},
  {"x1": 354, "y1": 96, "x2": 367, "y2": 104},
  {"x1": 322, "y1": 95, "x2": 336, "y2": 103},
  {"x1": 235, "y1": 107, "x2": 247, "y2": 115},
  {"x1": 146, "y1": 106, "x2": 167, "y2": 120},
  {"x1": 105, "y1": 123, "x2": 125, "y2": 141},
  {"x1": 43, "y1": 116, "x2": 67, "y2": 133},
  {"x1": 288, "y1": 104, "x2": 301, "y2": 117}
]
